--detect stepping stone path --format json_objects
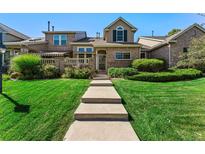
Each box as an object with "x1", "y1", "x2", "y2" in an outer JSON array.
[{"x1": 64, "y1": 74, "x2": 139, "y2": 141}]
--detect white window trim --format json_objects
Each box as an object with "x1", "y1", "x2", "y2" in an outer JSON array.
[
  {"x1": 53, "y1": 34, "x2": 68, "y2": 46},
  {"x1": 115, "y1": 52, "x2": 132, "y2": 60},
  {"x1": 77, "y1": 46, "x2": 94, "y2": 53},
  {"x1": 116, "y1": 26, "x2": 124, "y2": 42}
]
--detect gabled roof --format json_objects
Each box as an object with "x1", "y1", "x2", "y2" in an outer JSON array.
[
  {"x1": 140, "y1": 23, "x2": 205, "y2": 51},
  {"x1": 140, "y1": 36, "x2": 168, "y2": 41},
  {"x1": 104, "y1": 17, "x2": 137, "y2": 30},
  {"x1": 166, "y1": 23, "x2": 205, "y2": 41},
  {"x1": 0, "y1": 23, "x2": 30, "y2": 40}
]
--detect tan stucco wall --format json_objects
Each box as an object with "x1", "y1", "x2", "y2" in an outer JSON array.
[{"x1": 104, "y1": 20, "x2": 135, "y2": 43}]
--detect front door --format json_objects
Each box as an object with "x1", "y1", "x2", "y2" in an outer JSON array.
[{"x1": 98, "y1": 54, "x2": 106, "y2": 70}]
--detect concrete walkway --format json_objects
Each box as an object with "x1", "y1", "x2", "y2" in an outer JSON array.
[{"x1": 64, "y1": 74, "x2": 139, "y2": 141}]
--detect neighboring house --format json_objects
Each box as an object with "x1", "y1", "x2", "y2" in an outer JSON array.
[
  {"x1": 138, "y1": 23, "x2": 205, "y2": 67},
  {"x1": 5, "y1": 17, "x2": 141, "y2": 71},
  {"x1": 0, "y1": 23, "x2": 30, "y2": 66}
]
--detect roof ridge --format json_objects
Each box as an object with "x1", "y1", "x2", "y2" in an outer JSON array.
[{"x1": 0, "y1": 23, "x2": 30, "y2": 40}]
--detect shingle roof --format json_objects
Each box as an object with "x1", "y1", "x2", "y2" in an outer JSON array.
[
  {"x1": 140, "y1": 36, "x2": 168, "y2": 40},
  {"x1": 139, "y1": 23, "x2": 205, "y2": 51},
  {"x1": 0, "y1": 23, "x2": 30, "y2": 40},
  {"x1": 71, "y1": 37, "x2": 140, "y2": 47}
]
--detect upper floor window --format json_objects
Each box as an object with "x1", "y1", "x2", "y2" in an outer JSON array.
[
  {"x1": 116, "y1": 26, "x2": 124, "y2": 42},
  {"x1": 53, "y1": 35, "x2": 68, "y2": 46},
  {"x1": 113, "y1": 26, "x2": 127, "y2": 42}
]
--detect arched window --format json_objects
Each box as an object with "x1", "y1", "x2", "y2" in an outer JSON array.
[{"x1": 116, "y1": 26, "x2": 124, "y2": 42}]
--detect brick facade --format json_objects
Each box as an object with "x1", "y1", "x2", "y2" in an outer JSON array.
[{"x1": 150, "y1": 26, "x2": 205, "y2": 67}]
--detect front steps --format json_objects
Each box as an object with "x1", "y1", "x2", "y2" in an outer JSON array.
[
  {"x1": 82, "y1": 86, "x2": 121, "y2": 103},
  {"x1": 64, "y1": 121, "x2": 137, "y2": 141},
  {"x1": 64, "y1": 74, "x2": 139, "y2": 141},
  {"x1": 90, "y1": 80, "x2": 113, "y2": 86},
  {"x1": 93, "y1": 74, "x2": 109, "y2": 80},
  {"x1": 75, "y1": 103, "x2": 128, "y2": 121}
]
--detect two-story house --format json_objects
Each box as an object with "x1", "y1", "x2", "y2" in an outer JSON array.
[
  {"x1": 5, "y1": 17, "x2": 141, "y2": 71},
  {"x1": 71, "y1": 17, "x2": 140, "y2": 70}
]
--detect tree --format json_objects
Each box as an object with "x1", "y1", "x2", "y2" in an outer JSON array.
[
  {"x1": 176, "y1": 35, "x2": 205, "y2": 72},
  {"x1": 168, "y1": 28, "x2": 181, "y2": 36}
]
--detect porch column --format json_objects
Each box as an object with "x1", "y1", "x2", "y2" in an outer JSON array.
[
  {"x1": 84, "y1": 52, "x2": 86, "y2": 64},
  {"x1": 96, "y1": 50, "x2": 98, "y2": 70},
  {"x1": 77, "y1": 54, "x2": 79, "y2": 67}
]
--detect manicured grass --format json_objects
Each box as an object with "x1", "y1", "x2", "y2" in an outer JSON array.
[
  {"x1": 113, "y1": 78, "x2": 205, "y2": 141},
  {"x1": 0, "y1": 79, "x2": 90, "y2": 141}
]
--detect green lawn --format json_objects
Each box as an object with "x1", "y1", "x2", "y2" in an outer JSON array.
[
  {"x1": 113, "y1": 78, "x2": 205, "y2": 141},
  {"x1": 0, "y1": 79, "x2": 90, "y2": 141}
]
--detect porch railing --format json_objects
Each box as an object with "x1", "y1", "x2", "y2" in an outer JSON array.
[
  {"x1": 41, "y1": 58, "x2": 56, "y2": 65},
  {"x1": 64, "y1": 58, "x2": 90, "y2": 66}
]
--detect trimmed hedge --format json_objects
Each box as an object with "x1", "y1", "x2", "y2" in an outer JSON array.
[
  {"x1": 132, "y1": 58, "x2": 165, "y2": 72},
  {"x1": 108, "y1": 67, "x2": 138, "y2": 78},
  {"x1": 127, "y1": 69, "x2": 202, "y2": 82}
]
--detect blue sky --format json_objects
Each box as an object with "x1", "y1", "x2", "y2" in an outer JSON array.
[{"x1": 0, "y1": 13, "x2": 204, "y2": 41}]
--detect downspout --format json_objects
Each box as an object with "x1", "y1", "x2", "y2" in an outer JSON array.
[{"x1": 168, "y1": 43, "x2": 171, "y2": 67}]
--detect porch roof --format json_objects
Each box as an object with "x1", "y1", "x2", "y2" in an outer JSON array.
[
  {"x1": 71, "y1": 37, "x2": 140, "y2": 48},
  {"x1": 39, "y1": 52, "x2": 69, "y2": 57}
]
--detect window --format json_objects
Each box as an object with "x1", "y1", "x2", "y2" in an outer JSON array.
[
  {"x1": 53, "y1": 35, "x2": 68, "y2": 46},
  {"x1": 115, "y1": 52, "x2": 131, "y2": 60},
  {"x1": 79, "y1": 54, "x2": 84, "y2": 58},
  {"x1": 86, "y1": 54, "x2": 92, "y2": 58},
  {"x1": 53, "y1": 35, "x2": 60, "y2": 46},
  {"x1": 79, "y1": 48, "x2": 85, "y2": 52},
  {"x1": 183, "y1": 47, "x2": 189, "y2": 53},
  {"x1": 116, "y1": 26, "x2": 124, "y2": 42},
  {"x1": 140, "y1": 51, "x2": 146, "y2": 58},
  {"x1": 86, "y1": 48, "x2": 93, "y2": 52},
  {"x1": 77, "y1": 47, "x2": 93, "y2": 52},
  {"x1": 61, "y1": 35, "x2": 67, "y2": 45}
]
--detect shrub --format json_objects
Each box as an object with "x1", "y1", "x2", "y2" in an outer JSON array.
[
  {"x1": 108, "y1": 67, "x2": 138, "y2": 78},
  {"x1": 10, "y1": 72, "x2": 23, "y2": 80},
  {"x1": 176, "y1": 36, "x2": 205, "y2": 72},
  {"x1": 11, "y1": 54, "x2": 41, "y2": 80},
  {"x1": 127, "y1": 69, "x2": 202, "y2": 82},
  {"x1": 132, "y1": 59, "x2": 165, "y2": 72},
  {"x1": 2, "y1": 74, "x2": 10, "y2": 81},
  {"x1": 42, "y1": 64, "x2": 60, "y2": 79},
  {"x1": 62, "y1": 66, "x2": 93, "y2": 79}
]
